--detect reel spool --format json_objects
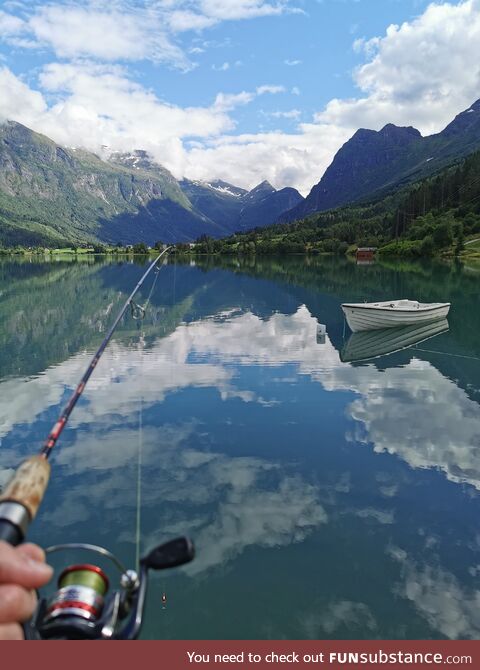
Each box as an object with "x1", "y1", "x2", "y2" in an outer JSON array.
[{"x1": 45, "y1": 564, "x2": 109, "y2": 623}]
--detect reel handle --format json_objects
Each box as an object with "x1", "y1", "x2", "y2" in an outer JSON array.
[{"x1": 0, "y1": 456, "x2": 51, "y2": 545}]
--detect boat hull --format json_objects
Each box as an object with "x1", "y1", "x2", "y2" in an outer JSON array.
[{"x1": 341, "y1": 302, "x2": 450, "y2": 333}]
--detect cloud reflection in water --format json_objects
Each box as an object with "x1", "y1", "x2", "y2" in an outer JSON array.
[{"x1": 1, "y1": 304, "x2": 479, "y2": 595}]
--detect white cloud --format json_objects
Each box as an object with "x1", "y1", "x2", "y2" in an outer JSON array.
[
  {"x1": 184, "y1": 469, "x2": 326, "y2": 574},
  {"x1": 284, "y1": 58, "x2": 302, "y2": 66},
  {"x1": 0, "y1": 313, "x2": 328, "y2": 571},
  {"x1": 0, "y1": 66, "x2": 47, "y2": 123},
  {"x1": 168, "y1": 9, "x2": 217, "y2": 33},
  {"x1": 0, "y1": 1, "x2": 297, "y2": 67},
  {"x1": 212, "y1": 61, "x2": 230, "y2": 71},
  {"x1": 319, "y1": 0, "x2": 480, "y2": 135},
  {"x1": 212, "y1": 90, "x2": 256, "y2": 111},
  {"x1": 0, "y1": 9, "x2": 25, "y2": 36},
  {"x1": 352, "y1": 507, "x2": 394, "y2": 525},
  {"x1": 1, "y1": 1, "x2": 480, "y2": 195},
  {"x1": 198, "y1": 0, "x2": 291, "y2": 21},
  {"x1": 182, "y1": 124, "x2": 350, "y2": 193},
  {"x1": 340, "y1": 359, "x2": 480, "y2": 491},
  {"x1": 269, "y1": 109, "x2": 301, "y2": 119},
  {"x1": 212, "y1": 59, "x2": 242, "y2": 70},
  {"x1": 0, "y1": 64, "x2": 237, "y2": 171},
  {"x1": 33, "y1": 6, "x2": 187, "y2": 65},
  {"x1": 186, "y1": 0, "x2": 480, "y2": 190},
  {"x1": 256, "y1": 84, "x2": 286, "y2": 95}
]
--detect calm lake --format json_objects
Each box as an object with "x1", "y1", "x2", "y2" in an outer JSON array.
[{"x1": 1, "y1": 255, "x2": 479, "y2": 640}]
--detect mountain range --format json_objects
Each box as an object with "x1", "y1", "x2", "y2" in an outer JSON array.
[
  {"x1": 1, "y1": 98, "x2": 480, "y2": 246},
  {"x1": 181, "y1": 178, "x2": 303, "y2": 233},
  {"x1": 282, "y1": 98, "x2": 480, "y2": 222},
  {"x1": 0, "y1": 121, "x2": 303, "y2": 246}
]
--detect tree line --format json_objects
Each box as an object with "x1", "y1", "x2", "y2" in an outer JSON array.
[{"x1": 190, "y1": 149, "x2": 480, "y2": 257}]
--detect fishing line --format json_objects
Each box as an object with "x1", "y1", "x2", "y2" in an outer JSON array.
[
  {"x1": 133, "y1": 259, "x2": 168, "y2": 568},
  {"x1": 412, "y1": 346, "x2": 480, "y2": 361},
  {"x1": 41, "y1": 248, "x2": 171, "y2": 460},
  {"x1": 135, "y1": 336, "x2": 144, "y2": 571},
  {"x1": 133, "y1": 260, "x2": 172, "y2": 609},
  {"x1": 173, "y1": 257, "x2": 177, "y2": 306}
]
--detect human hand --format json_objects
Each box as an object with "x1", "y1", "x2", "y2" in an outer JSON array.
[{"x1": 0, "y1": 540, "x2": 53, "y2": 640}]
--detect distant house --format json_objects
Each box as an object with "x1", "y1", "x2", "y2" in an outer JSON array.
[{"x1": 356, "y1": 247, "x2": 377, "y2": 261}]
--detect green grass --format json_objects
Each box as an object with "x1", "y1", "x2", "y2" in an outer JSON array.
[{"x1": 49, "y1": 247, "x2": 94, "y2": 254}]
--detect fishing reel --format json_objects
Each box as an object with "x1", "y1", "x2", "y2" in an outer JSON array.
[{"x1": 24, "y1": 537, "x2": 194, "y2": 640}]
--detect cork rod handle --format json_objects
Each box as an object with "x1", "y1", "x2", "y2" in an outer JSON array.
[{"x1": 0, "y1": 456, "x2": 51, "y2": 544}]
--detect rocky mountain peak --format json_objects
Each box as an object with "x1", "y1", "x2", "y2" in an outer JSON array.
[
  {"x1": 350, "y1": 127, "x2": 376, "y2": 141},
  {"x1": 246, "y1": 180, "x2": 276, "y2": 201},
  {"x1": 109, "y1": 149, "x2": 152, "y2": 170},
  {"x1": 351, "y1": 124, "x2": 421, "y2": 146},
  {"x1": 108, "y1": 150, "x2": 178, "y2": 186},
  {"x1": 207, "y1": 179, "x2": 247, "y2": 198},
  {"x1": 379, "y1": 123, "x2": 422, "y2": 140}
]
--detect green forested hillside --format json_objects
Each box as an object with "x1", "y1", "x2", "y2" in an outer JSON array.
[{"x1": 192, "y1": 150, "x2": 480, "y2": 256}]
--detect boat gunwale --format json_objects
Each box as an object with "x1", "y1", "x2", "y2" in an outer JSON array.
[{"x1": 341, "y1": 302, "x2": 450, "y2": 314}]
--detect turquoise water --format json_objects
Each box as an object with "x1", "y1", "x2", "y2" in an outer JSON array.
[{"x1": 0, "y1": 256, "x2": 479, "y2": 639}]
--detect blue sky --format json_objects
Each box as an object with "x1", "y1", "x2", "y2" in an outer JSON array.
[{"x1": 0, "y1": 0, "x2": 479, "y2": 193}]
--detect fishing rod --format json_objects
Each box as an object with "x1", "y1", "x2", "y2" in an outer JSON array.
[{"x1": 0, "y1": 247, "x2": 195, "y2": 640}]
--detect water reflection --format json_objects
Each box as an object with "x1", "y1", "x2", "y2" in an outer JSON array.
[
  {"x1": 341, "y1": 319, "x2": 449, "y2": 363},
  {"x1": 0, "y1": 257, "x2": 479, "y2": 639},
  {"x1": 388, "y1": 546, "x2": 480, "y2": 639},
  {"x1": 45, "y1": 421, "x2": 328, "y2": 572},
  {"x1": 301, "y1": 600, "x2": 377, "y2": 637},
  {"x1": 3, "y1": 302, "x2": 479, "y2": 535}
]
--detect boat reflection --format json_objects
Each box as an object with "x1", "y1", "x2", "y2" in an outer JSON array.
[{"x1": 340, "y1": 318, "x2": 449, "y2": 363}]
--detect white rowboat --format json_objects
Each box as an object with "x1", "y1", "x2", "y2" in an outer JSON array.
[{"x1": 341, "y1": 299, "x2": 450, "y2": 333}]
